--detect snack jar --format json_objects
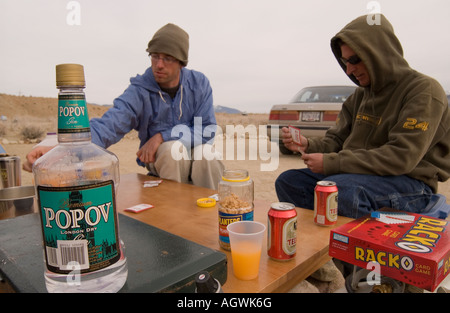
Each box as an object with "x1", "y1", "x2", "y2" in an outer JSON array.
[{"x1": 217, "y1": 169, "x2": 254, "y2": 250}]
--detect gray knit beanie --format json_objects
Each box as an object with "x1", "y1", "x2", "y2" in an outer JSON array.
[{"x1": 146, "y1": 23, "x2": 189, "y2": 66}]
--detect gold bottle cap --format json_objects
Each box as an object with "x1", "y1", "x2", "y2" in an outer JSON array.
[{"x1": 56, "y1": 63, "x2": 85, "y2": 87}]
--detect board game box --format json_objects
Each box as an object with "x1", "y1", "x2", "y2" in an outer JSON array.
[{"x1": 329, "y1": 210, "x2": 450, "y2": 291}]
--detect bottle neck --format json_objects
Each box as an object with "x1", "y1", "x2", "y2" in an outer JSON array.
[{"x1": 57, "y1": 85, "x2": 91, "y2": 143}]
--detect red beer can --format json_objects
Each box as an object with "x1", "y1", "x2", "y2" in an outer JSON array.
[
  {"x1": 314, "y1": 181, "x2": 338, "y2": 226},
  {"x1": 267, "y1": 202, "x2": 297, "y2": 261}
]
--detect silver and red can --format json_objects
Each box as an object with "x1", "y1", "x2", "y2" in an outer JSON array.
[
  {"x1": 267, "y1": 202, "x2": 297, "y2": 261},
  {"x1": 314, "y1": 181, "x2": 338, "y2": 226}
]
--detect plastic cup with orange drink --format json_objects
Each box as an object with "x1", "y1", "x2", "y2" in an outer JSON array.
[{"x1": 227, "y1": 221, "x2": 266, "y2": 280}]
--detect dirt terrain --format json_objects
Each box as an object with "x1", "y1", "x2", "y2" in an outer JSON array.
[{"x1": 1, "y1": 93, "x2": 448, "y2": 204}]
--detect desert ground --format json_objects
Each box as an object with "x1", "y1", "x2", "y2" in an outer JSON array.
[
  {"x1": 2, "y1": 126, "x2": 309, "y2": 206},
  {"x1": 0, "y1": 93, "x2": 312, "y2": 202},
  {"x1": 5, "y1": 136, "x2": 450, "y2": 206},
  {"x1": 4, "y1": 134, "x2": 306, "y2": 202},
  {"x1": 2, "y1": 93, "x2": 449, "y2": 205}
]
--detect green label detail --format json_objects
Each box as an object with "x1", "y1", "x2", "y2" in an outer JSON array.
[
  {"x1": 58, "y1": 94, "x2": 90, "y2": 133},
  {"x1": 37, "y1": 181, "x2": 120, "y2": 274}
]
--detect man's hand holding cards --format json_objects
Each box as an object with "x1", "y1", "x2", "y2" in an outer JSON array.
[
  {"x1": 289, "y1": 125, "x2": 302, "y2": 145},
  {"x1": 289, "y1": 125, "x2": 304, "y2": 155}
]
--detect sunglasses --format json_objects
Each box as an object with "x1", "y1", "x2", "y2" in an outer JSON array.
[{"x1": 340, "y1": 55, "x2": 362, "y2": 66}]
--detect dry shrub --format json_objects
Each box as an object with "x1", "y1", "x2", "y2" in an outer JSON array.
[
  {"x1": 0, "y1": 124, "x2": 6, "y2": 137},
  {"x1": 20, "y1": 125, "x2": 44, "y2": 141}
]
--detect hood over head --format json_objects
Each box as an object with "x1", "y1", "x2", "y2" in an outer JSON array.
[{"x1": 331, "y1": 14, "x2": 410, "y2": 92}]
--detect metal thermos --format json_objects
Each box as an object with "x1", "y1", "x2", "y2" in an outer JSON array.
[{"x1": 0, "y1": 156, "x2": 21, "y2": 189}]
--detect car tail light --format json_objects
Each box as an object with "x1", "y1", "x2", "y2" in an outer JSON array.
[
  {"x1": 322, "y1": 111, "x2": 339, "y2": 122},
  {"x1": 269, "y1": 110, "x2": 299, "y2": 120}
]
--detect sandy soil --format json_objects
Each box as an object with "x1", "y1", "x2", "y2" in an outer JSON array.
[
  {"x1": 4, "y1": 137, "x2": 303, "y2": 204},
  {"x1": 4, "y1": 137, "x2": 450, "y2": 207},
  {"x1": 1, "y1": 93, "x2": 449, "y2": 209}
]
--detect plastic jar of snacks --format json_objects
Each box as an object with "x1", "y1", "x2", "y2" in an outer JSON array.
[{"x1": 218, "y1": 169, "x2": 254, "y2": 250}]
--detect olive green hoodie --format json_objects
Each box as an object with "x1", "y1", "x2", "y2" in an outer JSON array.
[{"x1": 307, "y1": 14, "x2": 450, "y2": 192}]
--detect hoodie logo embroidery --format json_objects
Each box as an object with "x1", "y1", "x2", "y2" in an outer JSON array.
[
  {"x1": 356, "y1": 113, "x2": 382, "y2": 126},
  {"x1": 403, "y1": 118, "x2": 429, "y2": 131}
]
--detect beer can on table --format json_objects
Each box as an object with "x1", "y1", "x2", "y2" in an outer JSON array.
[
  {"x1": 267, "y1": 202, "x2": 297, "y2": 260},
  {"x1": 314, "y1": 181, "x2": 338, "y2": 226}
]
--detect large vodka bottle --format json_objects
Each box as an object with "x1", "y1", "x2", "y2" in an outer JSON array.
[{"x1": 33, "y1": 64, "x2": 127, "y2": 292}]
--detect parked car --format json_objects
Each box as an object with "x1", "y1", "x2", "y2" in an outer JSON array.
[{"x1": 267, "y1": 85, "x2": 357, "y2": 154}]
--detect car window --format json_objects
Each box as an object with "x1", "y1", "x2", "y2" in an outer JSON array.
[{"x1": 289, "y1": 86, "x2": 356, "y2": 103}]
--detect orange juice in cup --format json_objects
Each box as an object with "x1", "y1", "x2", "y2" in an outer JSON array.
[
  {"x1": 230, "y1": 240, "x2": 262, "y2": 280},
  {"x1": 227, "y1": 221, "x2": 266, "y2": 280}
]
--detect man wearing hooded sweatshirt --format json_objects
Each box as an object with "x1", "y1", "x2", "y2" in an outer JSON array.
[
  {"x1": 275, "y1": 14, "x2": 450, "y2": 218},
  {"x1": 24, "y1": 23, "x2": 224, "y2": 189}
]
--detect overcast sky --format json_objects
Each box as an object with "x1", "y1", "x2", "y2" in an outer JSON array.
[{"x1": 1, "y1": 0, "x2": 449, "y2": 113}]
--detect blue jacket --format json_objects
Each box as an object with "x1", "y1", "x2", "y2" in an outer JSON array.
[{"x1": 90, "y1": 67, "x2": 217, "y2": 167}]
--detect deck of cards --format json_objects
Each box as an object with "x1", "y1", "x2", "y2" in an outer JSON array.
[
  {"x1": 289, "y1": 125, "x2": 302, "y2": 146},
  {"x1": 143, "y1": 180, "x2": 163, "y2": 188},
  {"x1": 124, "y1": 203, "x2": 154, "y2": 213}
]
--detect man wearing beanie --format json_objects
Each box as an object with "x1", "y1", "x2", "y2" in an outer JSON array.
[{"x1": 25, "y1": 23, "x2": 224, "y2": 189}]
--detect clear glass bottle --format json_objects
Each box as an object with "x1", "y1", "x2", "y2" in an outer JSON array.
[
  {"x1": 33, "y1": 64, "x2": 127, "y2": 292},
  {"x1": 217, "y1": 169, "x2": 254, "y2": 250}
]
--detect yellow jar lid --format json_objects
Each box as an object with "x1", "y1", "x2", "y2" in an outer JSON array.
[
  {"x1": 221, "y1": 176, "x2": 250, "y2": 182},
  {"x1": 196, "y1": 198, "x2": 216, "y2": 208},
  {"x1": 221, "y1": 169, "x2": 250, "y2": 182}
]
